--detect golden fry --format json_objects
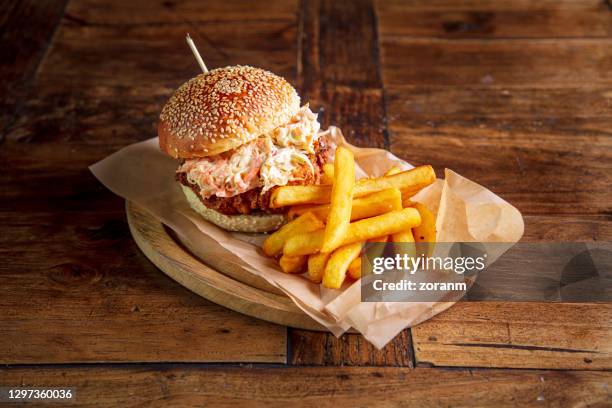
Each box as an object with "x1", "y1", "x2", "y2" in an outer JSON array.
[
  {"x1": 287, "y1": 204, "x2": 317, "y2": 220},
  {"x1": 347, "y1": 257, "x2": 362, "y2": 280},
  {"x1": 365, "y1": 235, "x2": 390, "y2": 263},
  {"x1": 307, "y1": 252, "x2": 331, "y2": 283},
  {"x1": 321, "y1": 146, "x2": 355, "y2": 253},
  {"x1": 391, "y1": 229, "x2": 417, "y2": 259},
  {"x1": 284, "y1": 208, "x2": 421, "y2": 256},
  {"x1": 270, "y1": 185, "x2": 332, "y2": 208},
  {"x1": 321, "y1": 163, "x2": 335, "y2": 184},
  {"x1": 283, "y1": 229, "x2": 324, "y2": 257},
  {"x1": 391, "y1": 230, "x2": 414, "y2": 243},
  {"x1": 412, "y1": 202, "x2": 436, "y2": 243},
  {"x1": 354, "y1": 235, "x2": 391, "y2": 279},
  {"x1": 384, "y1": 166, "x2": 402, "y2": 176},
  {"x1": 322, "y1": 242, "x2": 363, "y2": 289},
  {"x1": 270, "y1": 165, "x2": 435, "y2": 208},
  {"x1": 279, "y1": 255, "x2": 307, "y2": 274},
  {"x1": 262, "y1": 212, "x2": 323, "y2": 257},
  {"x1": 356, "y1": 165, "x2": 436, "y2": 200},
  {"x1": 289, "y1": 188, "x2": 402, "y2": 222}
]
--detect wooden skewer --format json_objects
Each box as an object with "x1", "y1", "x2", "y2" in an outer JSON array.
[{"x1": 186, "y1": 33, "x2": 208, "y2": 73}]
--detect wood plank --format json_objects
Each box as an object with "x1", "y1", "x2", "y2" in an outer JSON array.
[
  {"x1": 522, "y1": 215, "x2": 612, "y2": 241},
  {"x1": 58, "y1": 0, "x2": 298, "y2": 84},
  {"x1": 289, "y1": 330, "x2": 412, "y2": 366},
  {"x1": 2, "y1": 1, "x2": 298, "y2": 152},
  {"x1": 379, "y1": 9, "x2": 612, "y2": 219},
  {"x1": 0, "y1": 210, "x2": 287, "y2": 364},
  {"x1": 376, "y1": 0, "x2": 612, "y2": 39},
  {"x1": 412, "y1": 302, "x2": 612, "y2": 369},
  {"x1": 290, "y1": 0, "x2": 413, "y2": 365},
  {"x1": 387, "y1": 119, "x2": 612, "y2": 216},
  {"x1": 0, "y1": 366, "x2": 610, "y2": 407},
  {"x1": 126, "y1": 201, "x2": 325, "y2": 329},
  {"x1": 0, "y1": 170, "x2": 122, "y2": 213},
  {"x1": 64, "y1": 0, "x2": 297, "y2": 24},
  {"x1": 379, "y1": 3, "x2": 612, "y2": 371},
  {"x1": 386, "y1": 85, "x2": 612, "y2": 118},
  {"x1": 0, "y1": 0, "x2": 300, "y2": 364},
  {"x1": 0, "y1": 0, "x2": 67, "y2": 137},
  {"x1": 385, "y1": 88, "x2": 612, "y2": 218},
  {"x1": 298, "y1": 0, "x2": 387, "y2": 148},
  {"x1": 381, "y1": 39, "x2": 612, "y2": 87}
]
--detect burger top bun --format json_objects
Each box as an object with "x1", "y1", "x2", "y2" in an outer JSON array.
[{"x1": 158, "y1": 65, "x2": 300, "y2": 159}]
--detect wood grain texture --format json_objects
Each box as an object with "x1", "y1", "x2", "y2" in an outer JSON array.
[
  {"x1": 378, "y1": 6, "x2": 612, "y2": 220},
  {"x1": 0, "y1": 0, "x2": 67, "y2": 137},
  {"x1": 0, "y1": 208, "x2": 287, "y2": 364},
  {"x1": 289, "y1": 330, "x2": 412, "y2": 366},
  {"x1": 377, "y1": 0, "x2": 612, "y2": 371},
  {"x1": 522, "y1": 215, "x2": 612, "y2": 241},
  {"x1": 298, "y1": 0, "x2": 387, "y2": 148},
  {"x1": 0, "y1": 0, "x2": 298, "y2": 364},
  {"x1": 386, "y1": 85, "x2": 612, "y2": 118},
  {"x1": 1, "y1": 0, "x2": 611, "y2": 380},
  {"x1": 387, "y1": 120, "x2": 612, "y2": 217},
  {"x1": 382, "y1": 39, "x2": 612, "y2": 87},
  {"x1": 2, "y1": 0, "x2": 298, "y2": 154},
  {"x1": 0, "y1": 366, "x2": 610, "y2": 407},
  {"x1": 412, "y1": 302, "x2": 612, "y2": 369},
  {"x1": 126, "y1": 202, "x2": 325, "y2": 331},
  {"x1": 376, "y1": 0, "x2": 612, "y2": 39},
  {"x1": 289, "y1": 0, "x2": 413, "y2": 366}
]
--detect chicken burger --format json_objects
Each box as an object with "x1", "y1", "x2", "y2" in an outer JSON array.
[{"x1": 158, "y1": 65, "x2": 333, "y2": 232}]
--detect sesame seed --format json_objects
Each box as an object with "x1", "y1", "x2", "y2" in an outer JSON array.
[{"x1": 159, "y1": 65, "x2": 300, "y2": 154}]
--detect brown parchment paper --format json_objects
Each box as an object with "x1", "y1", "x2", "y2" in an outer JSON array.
[{"x1": 90, "y1": 127, "x2": 524, "y2": 348}]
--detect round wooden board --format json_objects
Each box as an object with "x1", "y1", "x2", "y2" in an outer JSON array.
[{"x1": 126, "y1": 201, "x2": 327, "y2": 331}]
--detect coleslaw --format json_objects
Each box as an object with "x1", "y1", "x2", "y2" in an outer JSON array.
[{"x1": 178, "y1": 105, "x2": 321, "y2": 198}]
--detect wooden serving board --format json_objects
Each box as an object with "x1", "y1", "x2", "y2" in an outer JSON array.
[{"x1": 126, "y1": 201, "x2": 326, "y2": 331}]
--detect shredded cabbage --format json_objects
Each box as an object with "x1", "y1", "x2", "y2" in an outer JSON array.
[
  {"x1": 179, "y1": 105, "x2": 320, "y2": 198},
  {"x1": 270, "y1": 104, "x2": 320, "y2": 153},
  {"x1": 260, "y1": 148, "x2": 315, "y2": 193}
]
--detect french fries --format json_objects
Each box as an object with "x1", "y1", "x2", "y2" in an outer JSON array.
[
  {"x1": 402, "y1": 198, "x2": 414, "y2": 208},
  {"x1": 270, "y1": 165, "x2": 435, "y2": 208},
  {"x1": 270, "y1": 185, "x2": 331, "y2": 207},
  {"x1": 264, "y1": 146, "x2": 436, "y2": 290},
  {"x1": 307, "y1": 252, "x2": 330, "y2": 283},
  {"x1": 391, "y1": 229, "x2": 417, "y2": 259},
  {"x1": 385, "y1": 166, "x2": 402, "y2": 176},
  {"x1": 284, "y1": 208, "x2": 421, "y2": 256},
  {"x1": 279, "y1": 255, "x2": 307, "y2": 274},
  {"x1": 356, "y1": 165, "x2": 435, "y2": 200},
  {"x1": 288, "y1": 189, "x2": 402, "y2": 222},
  {"x1": 262, "y1": 212, "x2": 323, "y2": 257},
  {"x1": 287, "y1": 203, "x2": 318, "y2": 219},
  {"x1": 283, "y1": 230, "x2": 324, "y2": 257},
  {"x1": 391, "y1": 230, "x2": 414, "y2": 243},
  {"x1": 347, "y1": 236, "x2": 390, "y2": 281},
  {"x1": 347, "y1": 257, "x2": 361, "y2": 280},
  {"x1": 321, "y1": 147, "x2": 355, "y2": 253},
  {"x1": 321, "y1": 163, "x2": 335, "y2": 184},
  {"x1": 412, "y1": 202, "x2": 436, "y2": 243},
  {"x1": 322, "y1": 242, "x2": 363, "y2": 289}
]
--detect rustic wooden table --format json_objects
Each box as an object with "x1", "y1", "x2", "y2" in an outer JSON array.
[{"x1": 1, "y1": 0, "x2": 611, "y2": 406}]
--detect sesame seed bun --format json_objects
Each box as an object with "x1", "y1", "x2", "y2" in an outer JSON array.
[
  {"x1": 159, "y1": 65, "x2": 300, "y2": 159},
  {"x1": 181, "y1": 185, "x2": 286, "y2": 233}
]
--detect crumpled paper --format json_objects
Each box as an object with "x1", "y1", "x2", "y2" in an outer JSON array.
[{"x1": 90, "y1": 127, "x2": 524, "y2": 348}]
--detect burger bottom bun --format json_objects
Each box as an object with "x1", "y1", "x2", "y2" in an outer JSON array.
[{"x1": 181, "y1": 185, "x2": 287, "y2": 233}]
